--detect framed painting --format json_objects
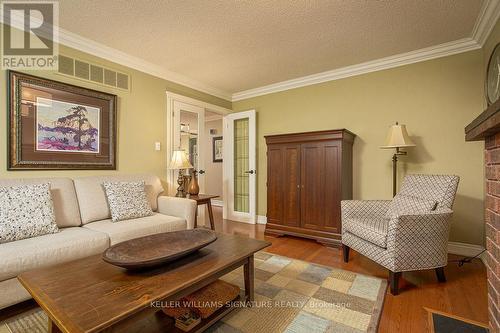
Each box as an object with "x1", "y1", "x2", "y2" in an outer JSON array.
[
  {"x1": 213, "y1": 136, "x2": 223, "y2": 162},
  {"x1": 8, "y1": 71, "x2": 117, "y2": 170}
]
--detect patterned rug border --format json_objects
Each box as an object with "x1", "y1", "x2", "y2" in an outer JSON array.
[{"x1": 259, "y1": 250, "x2": 388, "y2": 333}]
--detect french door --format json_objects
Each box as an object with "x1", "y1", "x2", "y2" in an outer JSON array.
[
  {"x1": 223, "y1": 110, "x2": 256, "y2": 223},
  {"x1": 172, "y1": 100, "x2": 207, "y2": 224}
]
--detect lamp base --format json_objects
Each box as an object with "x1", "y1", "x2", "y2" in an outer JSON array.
[
  {"x1": 392, "y1": 147, "x2": 408, "y2": 197},
  {"x1": 175, "y1": 170, "x2": 186, "y2": 197}
]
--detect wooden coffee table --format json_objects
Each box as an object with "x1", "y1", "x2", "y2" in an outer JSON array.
[{"x1": 18, "y1": 233, "x2": 270, "y2": 333}]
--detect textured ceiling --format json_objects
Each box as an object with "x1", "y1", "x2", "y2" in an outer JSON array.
[{"x1": 58, "y1": 0, "x2": 483, "y2": 95}]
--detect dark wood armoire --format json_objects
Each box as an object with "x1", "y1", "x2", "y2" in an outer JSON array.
[{"x1": 264, "y1": 129, "x2": 355, "y2": 247}]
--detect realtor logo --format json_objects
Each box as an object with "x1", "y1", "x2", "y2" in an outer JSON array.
[{"x1": 1, "y1": 1, "x2": 59, "y2": 70}]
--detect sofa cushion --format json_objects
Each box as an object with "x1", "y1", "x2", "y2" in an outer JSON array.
[
  {"x1": 386, "y1": 194, "x2": 437, "y2": 218},
  {"x1": 83, "y1": 213, "x2": 186, "y2": 245},
  {"x1": 74, "y1": 174, "x2": 164, "y2": 224},
  {"x1": 0, "y1": 184, "x2": 59, "y2": 244},
  {"x1": 0, "y1": 178, "x2": 81, "y2": 228},
  {"x1": 103, "y1": 181, "x2": 153, "y2": 222},
  {"x1": 343, "y1": 217, "x2": 389, "y2": 248},
  {"x1": 0, "y1": 227, "x2": 109, "y2": 281}
]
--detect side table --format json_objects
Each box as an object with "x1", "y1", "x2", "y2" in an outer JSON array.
[{"x1": 186, "y1": 194, "x2": 219, "y2": 230}]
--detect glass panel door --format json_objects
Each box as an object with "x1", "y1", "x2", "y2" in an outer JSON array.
[
  {"x1": 234, "y1": 118, "x2": 249, "y2": 213},
  {"x1": 223, "y1": 110, "x2": 256, "y2": 223}
]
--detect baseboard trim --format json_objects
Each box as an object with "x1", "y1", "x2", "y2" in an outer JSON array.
[
  {"x1": 448, "y1": 241, "x2": 486, "y2": 263},
  {"x1": 257, "y1": 215, "x2": 267, "y2": 225},
  {"x1": 211, "y1": 199, "x2": 223, "y2": 207}
]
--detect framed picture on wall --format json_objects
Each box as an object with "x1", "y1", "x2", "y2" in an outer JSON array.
[
  {"x1": 8, "y1": 71, "x2": 117, "y2": 170},
  {"x1": 213, "y1": 136, "x2": 223, "y2": 162}
]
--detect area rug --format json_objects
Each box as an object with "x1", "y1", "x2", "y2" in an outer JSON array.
[{"x1": 0, "y1": 251, "x2": 387, "y2": 333}]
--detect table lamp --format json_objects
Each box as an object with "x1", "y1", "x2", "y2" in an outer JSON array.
[
  {"x1": 380, "y1": 122, "x2": 416, "y2": 196},
  {"x1": 168, "y1": 150, "x2": 193, "y2": 197}
]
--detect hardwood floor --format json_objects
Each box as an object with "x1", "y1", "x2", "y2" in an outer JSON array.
[
  {"x1": 208, "y1": 206, "x2": 488, "y2": 333},
  {"x1": 0, "y1": 206, "x2": 488, "y2": 333}
]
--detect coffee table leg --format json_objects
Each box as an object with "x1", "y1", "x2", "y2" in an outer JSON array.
[
  {"x1": 48, "y1": 318, "x2": 62, "y2": 333},
  {"x1": 207, "y1": 201, "x2": 215, "y2": 230},
  {"x1": 244, "y1": 255, "x2": 254, "y2": 303}
]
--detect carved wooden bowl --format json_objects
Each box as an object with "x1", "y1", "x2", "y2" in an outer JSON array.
[{"x1": 102, "y1": 229, "x2": 217, "y2": 269}]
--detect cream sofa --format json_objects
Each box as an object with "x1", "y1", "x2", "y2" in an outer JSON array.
[{"x1": 0, "y1": 174, "x2": 197, "y2": 310}]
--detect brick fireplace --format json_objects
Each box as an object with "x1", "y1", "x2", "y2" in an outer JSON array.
[{"x1": 466, "y1": 99, "x2": 500, "y2": 333}]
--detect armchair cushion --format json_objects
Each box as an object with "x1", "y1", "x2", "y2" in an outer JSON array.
[
  {"x1": 385, "y1": 194, "x2": 437, "y2": 219},
  {"x1": 343, "y1": 217, "x2": 389, "y2": 248}
]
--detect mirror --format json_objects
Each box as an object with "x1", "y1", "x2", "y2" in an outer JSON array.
[{"x1": 180, "y1": 111, "x2": 198, "y2": 171}]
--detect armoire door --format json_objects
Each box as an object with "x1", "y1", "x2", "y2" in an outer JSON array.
[
  {"x1": 282, "y1": 144, "x2": 301, "y2": 227},
  {"x1": 300, "y1": 142, "x2": 325, "y2": 230},
  {"x1": 267, "y1": 146, "x2": 284, "y2": 225},
  {"x1": 300, "y1": 140, "x2": 341, "y2": 232},
  {"x1": 322, "y1": 140, "x2": 341, "y2": 233}
]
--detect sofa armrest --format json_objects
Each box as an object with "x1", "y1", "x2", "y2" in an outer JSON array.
[
  {"x1": 386, "y1": 208, "x2": 453, "y2": 270},
  {"x1": 341, "y1": 200, "x2": 391, "y2": 220},
  {"x1": 157, "y1": 196, "x2": 197, "y2": 229}
]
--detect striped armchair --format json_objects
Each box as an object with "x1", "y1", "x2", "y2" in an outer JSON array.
[{"x1": 341, "y1": 174, "x2": 459, "y2": 295}]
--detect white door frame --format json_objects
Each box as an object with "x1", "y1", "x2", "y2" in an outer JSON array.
[
  {"x1": 165, "y1": 91, "x2": 231, "y2": 194},
  {"x1": 173, "y1": 100, "x2": 206, "y2": 192},
  {"x1": 222, "y1": 109, "x2": 257, "y2": 224}
]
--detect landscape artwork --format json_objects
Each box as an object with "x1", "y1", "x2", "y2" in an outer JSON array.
[{"x1": 36, "y1": 97, "x2": 100, "y2": 153}]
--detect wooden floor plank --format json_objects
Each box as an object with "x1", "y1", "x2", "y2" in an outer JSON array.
[{"x1": 0, "y1": 206, "x2": 488, "y2": 333}]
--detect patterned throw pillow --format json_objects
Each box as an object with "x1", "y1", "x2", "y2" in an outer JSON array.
[
  {"x1": 0, "y1": 183, "x2": 58, "y2": 244},
  {"x1": 386, "y1": 194, "x2": 437, "y2": 219},
  {"x1": 103, "y1": 181, "x2": 153, "y2": 222}
]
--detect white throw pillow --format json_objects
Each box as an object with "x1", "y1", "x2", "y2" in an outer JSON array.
[
  {"x1": 0, "y1": 183, "x2": 58, "y2": 243},
  {"x1": 386, "y1": 194, "x2": 437, "y2": 219},
  {"x1": 103, "y1": 181, "x2": 153, "y2": 222}
]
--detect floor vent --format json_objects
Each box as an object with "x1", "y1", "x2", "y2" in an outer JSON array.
[{"x1": 57, "y1": 55, "x2": 130, "y2": 91}]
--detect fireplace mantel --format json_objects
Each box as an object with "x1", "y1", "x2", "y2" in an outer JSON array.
[{"x1": 466, "y1": 99, "x2": 500, "y2": 141}]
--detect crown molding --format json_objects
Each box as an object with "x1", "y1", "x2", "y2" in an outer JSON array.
[
  {"x1": 3, "y1": 2, "x2": 499, "y2": 104},
  {"x1": 232, "y1": 1, "x2": 500, "y2": 101},
  {"x1": 0, "y1": 13, "x2": 232, "y2": 101},
  {"x1": 472, "y1": 0, "x2": 500, "y2": 46},
  {"x1": 58, "y1": 28, "x2": 233, "y2": 101},
  {"x1": 232, "y1": 38, "x2": 481, "y2": 101}
]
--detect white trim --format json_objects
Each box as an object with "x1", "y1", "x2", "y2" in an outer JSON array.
[
  {"x1": 58, "y1": 29, "x2": 233, "y2": 101},
  {"x1": 4, "y1": 3, "x2": 500, "y2": 103},
  {"x1": 211, "y1": 199, "x2": 223, "y2": 207},
  {"x1": 205, "y1": 115, "x2": 223, "y2": 122},
  {"x1": 167, "y1": 92, "x2": 231, "y2": 116},
  {"x1": 448, "y1": 241, "x2": 486, "y2": 264},
  {"x1": 232, "y1": 1, "x2": 500, "y2": 101},
  {"x1": 165, "y1": 91, "x2": 231, "y2": 196},
  {"x1": 232, "y1": 38, "x2": 481, "y2": 101},
  {"x1": 223, "y1": 110, "x2": 257, "y2": 224},
  {"x1": 1, "y1": 14, "x2": 232, "y2": 101},
  {"x1": 472, "y1": 0, "x2": 500, "y2": 46},
  {"x1": 257, "y1": 215, "x2": 267, "y2": 225}
]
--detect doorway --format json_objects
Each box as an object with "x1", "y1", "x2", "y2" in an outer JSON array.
[{"x1": 166, "y1": 92, "x2": 230, "y2": 227}]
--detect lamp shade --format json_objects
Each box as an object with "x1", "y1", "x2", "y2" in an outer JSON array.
[
  {"x1": 381, "y1": 123, "x2": 416, "y2": 149},
  {"x1": 168, "y1": 150, "x2": 193, "y2": 170}
]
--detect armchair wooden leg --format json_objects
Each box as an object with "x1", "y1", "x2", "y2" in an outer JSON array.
[
  {"x1": 342, "y1": 244, "x2": 350, "y2": 263},
  {"x1": 435, "y1": 267, "x2": 446, "y2": 283},
  {"x1": 389, "y1": 271, "x2": 402, "y2": 295}
]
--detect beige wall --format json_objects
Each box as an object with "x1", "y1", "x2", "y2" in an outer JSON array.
[
  {"x1": 204, "y1": 119, "x2": 223, "y2": 198},
  {"x1": 0, "y1": 43, "x2": 230, "y2": 183},
  {"x1": 233, "y1": 50, "x2": 486, "y2": 245}
]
